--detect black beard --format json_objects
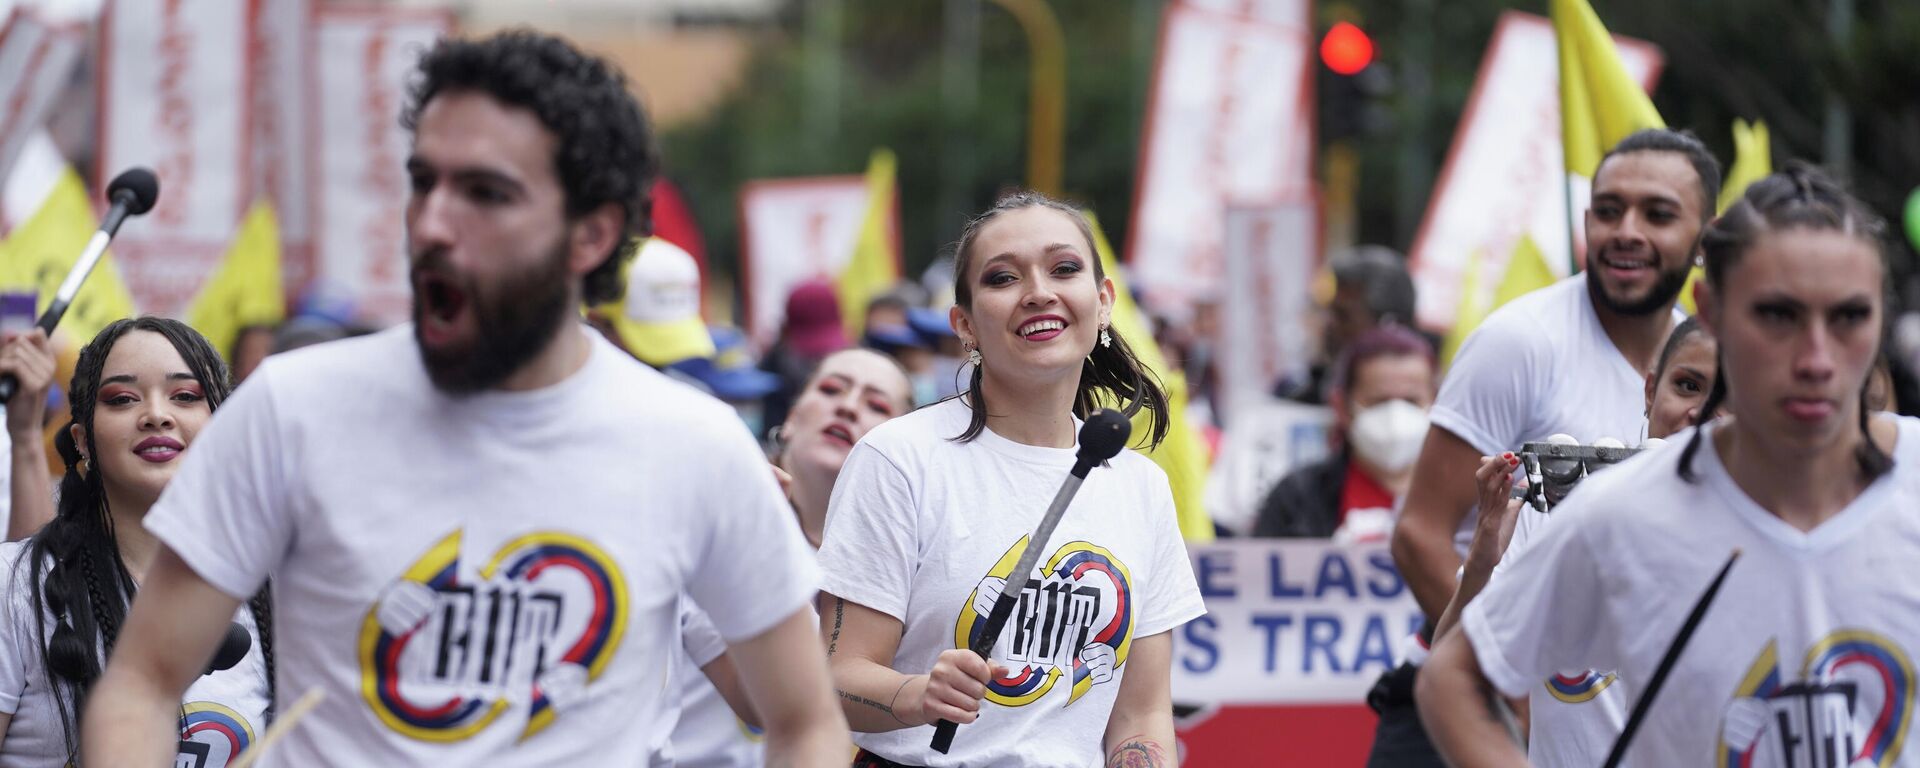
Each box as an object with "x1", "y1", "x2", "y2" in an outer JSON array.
[
  {"x1": 413, "y1": 243, "x2": 572, "y2": 394},
  {"x1": 1586, "y1": 247, "x2": 1692, "y2": 317}
]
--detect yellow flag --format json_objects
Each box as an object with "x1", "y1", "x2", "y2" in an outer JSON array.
[
  {"x1": 187, "y1": 200, "x2": 286, "y2": 358},
  {"x1": 0, "y1": 167, "x2": 138, "y2": 345},
  {"x1": 1553, "y1": 0, "x2": 1664, "y2": 179},
  {"x1": 1440, "y1": 249, "x2": 1489, "y2": 370},
  {"x1": 1492, "y1": 235, "x2": 1557, "y2": 309},
  {"x1": 1085, "y1": 212, "x2": 1213, "y2": 543},
  {"x1": 835, "y1": 149, "x2": 901, "y2": 335},
  {"x1": 1680, "y1": 119, "x2": 1771, "y2": 314}
]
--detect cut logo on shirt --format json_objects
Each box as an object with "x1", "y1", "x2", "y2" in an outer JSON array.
[
  {"x1": 956, "y1": 536, "x2": 1134, "y2": 708},
  {"x1": 1718, "y1": 631, "x2": 1913, "y2": 768},
  {"x1": 358, "y1": 530, "x2": 629, "y2": 743},
  {"x1": 1545, "y1": 670, "x2": 1618, "y2": 704},
  {"x1": 177, "y1": 701, "x2": 256, "y2": 768}
]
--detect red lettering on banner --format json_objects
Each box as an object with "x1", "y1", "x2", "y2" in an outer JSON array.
[
  {"x1": 1198, "y1": 39, "x2": 1245, "y2": 285},
  {"x1": 1249, "y1": 217, "x2": 1277, "y2": 384},
  {"x1": 359, "y1": 30, "x2": 403, "y2": 289},
  {"x1": 155, "y1": 0, "x2": 196, "y2": 227},
  {"x1": 0, "y1": 36, "x2": 52, "y2": 148},
  {"x1": 248, "y1": 6, "x2": 280, "y2": 207}
]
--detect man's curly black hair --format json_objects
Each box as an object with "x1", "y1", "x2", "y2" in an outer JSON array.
[{"x1": 402, "y1": 29, "x2": 658, "y2": 306}]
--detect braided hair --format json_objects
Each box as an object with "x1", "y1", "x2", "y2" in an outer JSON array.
[
  {"x1": 15, "y1": 317, "x2": 263, "y2": 762},
  {"x1": 1677, "y1": 163, "x2": 1892, "y2": 482}
]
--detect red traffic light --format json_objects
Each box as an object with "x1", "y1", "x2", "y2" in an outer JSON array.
[{"x1": 1321, "y1": 21, "x2": 1373, "y2": 75}]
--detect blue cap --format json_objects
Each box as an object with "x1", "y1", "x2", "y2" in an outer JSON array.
[
  {"x1": 667, "y1": 327, "x2": 781, "y2": 402},
  {"x1": 906, "y1": 307, "x2": 957, "y2": 343}
]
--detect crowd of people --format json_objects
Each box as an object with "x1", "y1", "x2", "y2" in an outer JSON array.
[{"x1": 0, "y1": 25, "x2": 1910, "y2": 768}]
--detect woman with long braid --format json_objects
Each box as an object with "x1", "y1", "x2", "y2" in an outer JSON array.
[{"x1": 0, "y1": 318, "x2": 272, "y2": 767}]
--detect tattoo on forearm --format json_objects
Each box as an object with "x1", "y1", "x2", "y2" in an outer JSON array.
[
  {"x1": 838, "y1": 689, "x2": 893, "y2": 715},
  {"x1": 828, "y1": 598, "x2": 844, "y2": 657},
  {"x1": 1105, "y1": 739, "x2": 1167, "y2": 768}
]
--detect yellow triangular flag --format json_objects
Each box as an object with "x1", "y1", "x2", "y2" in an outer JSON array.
[
  {"x1": 1085, "y1": 212, "x2": 1213, "y2": 543},
  {"x1": 1680, "y1": 119, "x2": 1772, "y2": 314},
  {"x1": 1493, "y1": 235, "x2": 1557, "y2": 310},
  {"x1": 0, "y1": 167, "x2": 138, "y2": 345},
  {"x1": 187, "y1": 200, "x2": 286, "y2": 358},
  {"x1": 835, "y1": 149, "x2": 901, "y2": 335},
  {"x1": 1440, "y1": 249, "x2": 1489, "y2": 370},
  {"x1": 1553, "y1": 0, "x2": 1665, "y2": 180}
]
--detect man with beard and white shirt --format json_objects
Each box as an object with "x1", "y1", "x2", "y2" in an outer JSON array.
[
  {"x1": 81, "y1": 32, "x2": 851, "y2": 766},
  {"x1": 1384, "y1": 128, "x2": 1721, "y2": 766}
]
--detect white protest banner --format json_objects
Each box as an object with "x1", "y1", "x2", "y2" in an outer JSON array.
[
  {"x1": 98, "y1": 0, "x2": 248, "y2": 313},
  {"x1": 0, "y1": 8, "x2": 82, "y2": 192},
  {"x1": 246, "y1": 0, "x2": 314, "y2": 290},
  {"x1": 314, "y1": 8, "x2": 452, "y2": 326},
  {"x1": 1202, "y1": 396, "x2": 1332, "y2": 536},
  {"x1": 1218, "y1": 198, "x2": 1318, "y2": 421},
  {"x1": 1173, "y1": 539, "x2": 1422, "y2": 704},
  {"x1": 737, "y1": 175, "x2": 868, "y2": 348},
  {"x1": 1407, "y1": 11, "x2": 1660, "y2": 330},
  {"x1": 1129, "y1": 0, "x2": 1312, "y2": 316}
]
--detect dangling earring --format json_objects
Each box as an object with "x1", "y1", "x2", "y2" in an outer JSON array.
[
  {"x1": 967, "y1": 346, "x2": 983, "y2": 366},
  {"x1": 76, "y1": 456, "x2": 90, "y2": 479},
  {"x1": 1099, "y1": 327, "x2": 1112, "y2": 348}
]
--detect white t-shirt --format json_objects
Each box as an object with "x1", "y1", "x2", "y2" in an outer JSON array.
[
  {"x1": 1464, "y1": 416, "x2": 1920, "y2": 767},
  {"x1": 144, "y1": 327, "x2": 820, "y2": 766},
  {"x1": 668, "y1": 603, "x2": 764, "y2": 767},
  {"x1": 817, "y1": 398, "x2": 1206, "y2": 767},
  {"x1": 1433, "y1": 274, "x2": 1680, "y2": 763},
  {"x1": 0, "y1": 541, "x2": 271, "y2": 768}
]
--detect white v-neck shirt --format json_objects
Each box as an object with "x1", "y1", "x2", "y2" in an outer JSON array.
[{"x1": 1464, "y1": 416, "x2": 1920, "y2": 766}]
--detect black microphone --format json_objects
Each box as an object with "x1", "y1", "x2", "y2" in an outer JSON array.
[
  {"x1": 0, "y1": 167, "x2": 160, "y2": 403},
  {"x1": 204, "y1": 622, "x2": 252, "y2": 675},
  {"x1": 930, "y1": 409, "x2": 1132, "y2": 754}
]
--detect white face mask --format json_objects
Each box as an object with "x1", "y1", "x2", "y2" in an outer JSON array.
[{"x1": 1349, "y1": 399, "x2": 1429, "y2": 473}]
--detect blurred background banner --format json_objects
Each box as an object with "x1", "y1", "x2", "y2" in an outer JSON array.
[
  {"x1": 98, "y1": 0, "x2": 249, "y2": 315},
  {"x1": 314, "y1": 6, "x2": 454, "y2": 327},
  {"x1": 247, "y1": 0, "x2": 316, "y2": 295},
  {"x1": 1406, "y1": 11, "x2": 1659, "y2": 332},
  {"x1": 1218, "y1": 198, "x2": 1319, "y2": 423},
  {"x1": 737, "y1": 172, "x2": 872, "y2": 347},
  {"x1": 1129, "y1": 0, "x2": 1312, "y2": 319},
  {"x1": 0, "y1": 8, "x2": 83, "y2": 193}
]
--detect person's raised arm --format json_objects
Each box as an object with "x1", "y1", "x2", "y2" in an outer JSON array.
[
  {"x1": 723, "y1": 605, "x2": 854, "y2": 767},
  {"x1": 82, "y1": 546, "x2": 243, "y2": 764},
  {"x1": 1430, "y1": 453, "x2": 1521, "y2": 642},
  {"x1": 1391, "y1": 426, "x2": 1487, "y2": 619},
  {"x1": 1415, "y1": 623, "x2": 1528, "y2": 767},
  {"x1": 2, "y1": 330, "x2": 56, "y2": 541}
]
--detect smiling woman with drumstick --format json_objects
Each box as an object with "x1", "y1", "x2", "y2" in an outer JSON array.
[{"x1": 814, "y1": 192, "x2": 1204, "y2": 768}]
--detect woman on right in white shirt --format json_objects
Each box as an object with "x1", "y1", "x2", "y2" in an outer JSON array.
[{"x1": 1417, "y1": 164, "x2": 1920, "y2": 766}]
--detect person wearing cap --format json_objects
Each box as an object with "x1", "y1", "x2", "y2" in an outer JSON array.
[
  {"x1": 759, "y1": 279, "x2": 851, "y2": 434},
  {"x1": 588, "y1": 237, "x2": 716, "y2": 367}
]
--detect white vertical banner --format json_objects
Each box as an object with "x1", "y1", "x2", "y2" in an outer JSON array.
[
  {"x1": 1407, "y1": 11, "x2": 1661, "y2": 331},
  {"x1": 0, "y1": 8, "x2": 83, "y2": 196},
  {"x1": 98, "y1": 0, "x2": 249, "y2": 314},
  {"x1": 1218, "y1": 198, "x2": 1319, "y2": 421},
  {"x1": 314, "y1": 8, "x2": 452, "y2": 327},
  {"x1": 737, "y1": 176, "x2": 869, "y2": 348},
  {"x1": 246, "y1": 0, "x2": 314, "y2": 291},
  {"x1": 1129, "y1": 0, "x2": 1312, "y2": 317}
]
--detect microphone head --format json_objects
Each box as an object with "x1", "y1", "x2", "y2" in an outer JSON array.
[
  {"x1": 106, "y1": 167, "x2": 160, "y2": 215},
  {"x1": 206, "y1": 622, "x2": 252, "y2": 675},
  {"x1": 1076, "y1": 409, "x2": 1133, "y2": 466}
]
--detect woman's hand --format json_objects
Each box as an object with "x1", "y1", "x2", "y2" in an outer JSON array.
[
  {"x1": 0, "y1": 330, "x2": 54, "y2": 439},
  {"x1": 910, "y1": 649, "x2": 1007, "y2": 726},
  {"x1": 1472, "y1": 453, "x2": 1522, "y2": 556}
]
